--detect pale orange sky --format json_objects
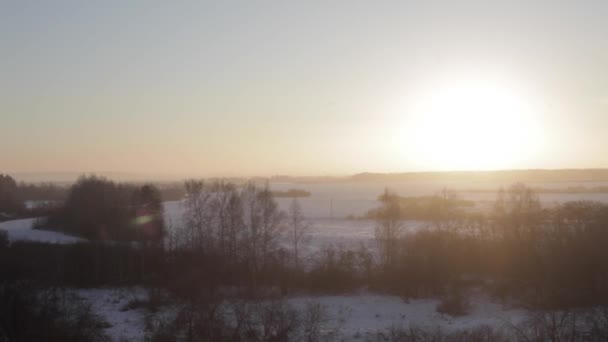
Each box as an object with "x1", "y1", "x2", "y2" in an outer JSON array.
[{"x1": 2, "y1": 1, "x2": 608, "y2": 177}]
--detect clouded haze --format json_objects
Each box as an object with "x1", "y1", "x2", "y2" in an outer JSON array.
[{"x1": 2, "y1": 1, "x2": 608, "y2": 177}]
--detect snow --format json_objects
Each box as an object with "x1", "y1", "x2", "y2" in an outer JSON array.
[
  {"x1": 0, "y1": 217, "x2": 85, "y2": 244},
  {"x1": 76, "y1": 287, "x2": 528, "y2": 341},
  {"x1": 24, "y1": 200, "x2": 59, "y2": 210},
  {"x1": 75, "y1": 288, "x2": 149, "y2": 342},
  {"x1": 269, "y1": 181, "x2": 608, "y2": 218},
  {"x1": 287, "y1": 291, "x2": 527, "y2": 339},
  {"x1": 295, "y1": 218, "x2": 428, "y2": 256}
]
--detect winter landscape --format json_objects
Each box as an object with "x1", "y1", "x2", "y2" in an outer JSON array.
[
  {"x1": 3, "y1": 176, "x2": 608, "y2": 341},
  {"x1": 4, "y1": 1, "x2": 608, "y2": 341}
]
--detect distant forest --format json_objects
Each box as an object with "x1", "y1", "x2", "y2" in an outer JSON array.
[
  {"x1": 350, "y1": 169, "x2": 608, "y2": 183},
  {"x1": 271, "y1": 189, "x2": 311, "y2": 198},
  {"x1": 6, "y1": 180, "x2": 186, "y2": 203},
  {"x1": 466, "y1": 185, "x2": 608, "y2": 193}
]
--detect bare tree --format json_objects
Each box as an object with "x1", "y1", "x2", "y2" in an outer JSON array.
[
  {"x1": 258, "y1": 183, "x2": 285, "y2": 270},
  {"x1": 241, "y1": 182, "x2": 285, "y2": 291},
  {"x1": 210, "y1": 181, "x2": 236, "y2": 256},
  {"x1": 493, "y1": 183, "x2": 543, "y2": 239},
  {"x1": 225, "y1": 187, "x2": 244, "y2": 261},
  {"x1": 183, "y1": 180, "x2": 213, "y2": 252},
  {"x1": 301, "y1": 301, "x2": 328, "y2": 342},
  {"x1": 374, "y1": 188, "x2": 402, "y2": 269},
  {"x1": 429, "y1": 187, "x2": 463, "y2": 230},
  {"x1": 288, "y1": 198, "x2": 310, "y2": 270}
]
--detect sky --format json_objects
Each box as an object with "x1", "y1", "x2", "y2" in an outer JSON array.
[{"x1": 2, "y1": 1, "x2": 608, "y2": 177}]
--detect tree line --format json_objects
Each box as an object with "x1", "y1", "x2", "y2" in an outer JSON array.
[
  {"x1": 6, "y1": 175, "x2": 608, "y2": 311},
  {"x1": 0, "y1": 173, "x2": 187, "y2": 221},
  {"x1": 373, "y1": 183, "x2": 608, "y2": 310}
]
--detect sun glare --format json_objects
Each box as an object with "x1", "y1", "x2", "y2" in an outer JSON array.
[{"x1": 403, "y1": 77, "x2": 543, "y2": 171}]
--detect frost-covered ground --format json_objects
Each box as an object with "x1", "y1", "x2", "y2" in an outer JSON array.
[
  {"x1": 75, "y1": 288, "x2": 150, "y2": 341},
  {"x1": 287, "y1": 291, "x2": 528, "y2": 339},
  {"x1": 75, "y1": 288, "x2": 528, "y2": 341},
  {"x1": 0, "y1": 217, "x2": 84, "y2": 244}
]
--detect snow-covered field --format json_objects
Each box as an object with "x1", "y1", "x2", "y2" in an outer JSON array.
[
  {"x1": 269, "y1": 181, "x2": 608, "y2": 218},
  {"x1": 288, "y1": 291, "x2": 528, "y2": 338},
  {"x1": 0, "y1": 217, "x2": 84, "y2": 244},
  {"x1": 74, "y1": 287, "x2": 528, "y2": 341},
  {"x1": 75, "y1": 288, "x2": 150, "y2": 341}
]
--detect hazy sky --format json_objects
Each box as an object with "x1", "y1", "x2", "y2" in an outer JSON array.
[{"x1": 2, "y1": 1, "x2": 607, "y2": 177}]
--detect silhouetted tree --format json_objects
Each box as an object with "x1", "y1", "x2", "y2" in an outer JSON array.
[
  {"x1": 493, "y1": 182, "x2": 543, "y2": 238},
  {"x1": 16, "y1": 182, "x2": 67, "y2": 201},
  {"x1": 58, "y1": 175, "x2": 131, "y2": 240},
  {"x1": 0, "y1": 174, "x2": 24, "y2": 216},
  {"x1": 374, "y1": 188, "x2": 402, "y2": 270},
  {"x1": 132, "y1": 184, "x2": 166, "y2": 243},
  {"x1": 428, "y1": 188, "x2": 465, "y2": 230},
  {"x1": 242, "y1": 182, "x2": 285, "y2": 291}
]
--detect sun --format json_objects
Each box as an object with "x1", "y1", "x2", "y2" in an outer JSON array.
[{"x1": 401, "y1": 77, "x2": 542, "y2": 171}]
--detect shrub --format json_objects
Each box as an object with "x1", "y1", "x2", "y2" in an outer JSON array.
[
  {"x1": 0, "y1": 230, "x2": 8, "y2": 249},
  {"x1": 0, "y1": 174, "x2": 25, "y2": 216},
  {"x1": 377, "y1": 324, "x2": 507, "y2": 342},
  {"x1": 0, "y1": 283, "x2": 108, "y2": 342},
  {"x1": 43, "y1": 175, "x2": 166, "y2": 242},
  {"x1": 307, "y1": 245, "x2": 362, "y2": 293},
  {"x1": 436, "y1": 290, "x2": 470, "y2": 317},
  {"x1": 512, "y1": 310, "x2": 582, "y2": 342}
]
